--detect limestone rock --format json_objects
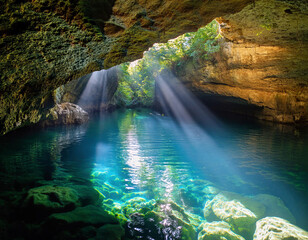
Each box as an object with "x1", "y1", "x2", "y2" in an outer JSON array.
[
  {"x1": 0, "y1": 0, "x2": 252, "y2": 135},
  {"x1": 25, "y1": 185, "x2": 80, "y2": 212},
  {"x1": 176, "y1": 0, "x2": 308, "y2": 124},
  {"x1": 49, "y1": 205, "x2": 118, "y2": 227},
  {"x1": 198, "y1": 221, "x2": 245, "y2": 240},
  {"x1": 254, "y1": 217, "x2": 308, "y2": 240},
  {"x1": 45, "y1": 103, "x2": 89, "y2": 125},
  {"x1": 204, "y1": 192, "x2": 265, "y2": 238}
]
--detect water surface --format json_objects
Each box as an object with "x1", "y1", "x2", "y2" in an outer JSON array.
[{"x1": 0, "y1": 109, "x2": 307, "y2": 234}]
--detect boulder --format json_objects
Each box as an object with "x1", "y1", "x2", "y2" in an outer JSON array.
[
  {"x1": 44, "y1": 102, "x2": 89, "y2": 125},
  {"x1": 49, "y1": 205, "x2": 118, "y2": 227},
  {"x1": 254, "y1": 217, "x2": 308, "y2": 240},
  {"x1": 70, "y1": 185, "x2": 100, "y2": 206},
  {"x1": 204, "y1": 192, "x2": 265, "y2": 238},
  {"x1": 25, "y1": 185, "x2": 80, "y2": 212},
  {"x1": 125, "y1": 200, "x2": 200, "y2": 240},
  {"x1": 122, "y1": 197, "x2": 156, "y2": 218},
  {"x1": 198, "y1": 221, "x2": 245, "y2": 240}
]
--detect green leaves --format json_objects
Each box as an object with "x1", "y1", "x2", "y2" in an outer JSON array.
[{"x1": 114, "y1": 20, "x2": 221, "y2": 107}]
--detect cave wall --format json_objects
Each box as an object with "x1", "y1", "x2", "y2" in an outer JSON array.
[
  {"x1": 0, "y1": 0, "x2": 252, "y2": 135},
  {"x1": 1, "y1": 0, "x2": 307, "y2": 134},
  {"x1": 176, "y1": 0, "x2": 308, "y2": 124}
]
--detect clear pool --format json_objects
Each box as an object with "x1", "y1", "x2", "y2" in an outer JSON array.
[{"x1": 0, "y1": 109, "x2": 307, "y2": 239}]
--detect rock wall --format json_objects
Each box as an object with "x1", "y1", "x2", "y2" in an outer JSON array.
[
  {"x1": 176, "y1": 0, "x2": 308, "y2": 124},
  {"x1": 0, "y1": 0, "x2": 116, "y2": 135},
  {"x1": 1, "y1": 0, "x2": 308, "y2": 134},
  {"x1": 0, "y1": 0, "x2": 251, "y2": 135}
]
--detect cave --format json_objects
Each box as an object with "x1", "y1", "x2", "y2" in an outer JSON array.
[{"x1": 0, "y1": 0, "x2": 308, "y2": 239}]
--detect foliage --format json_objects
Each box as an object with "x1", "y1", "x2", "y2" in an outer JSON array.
[{"x1": 114, "y1": 20, "x2": 221, "y2": 107}]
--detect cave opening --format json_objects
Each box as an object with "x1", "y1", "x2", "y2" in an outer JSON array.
[{"x1": 0, "y1": 0, "x2": 308, "y2": 240}]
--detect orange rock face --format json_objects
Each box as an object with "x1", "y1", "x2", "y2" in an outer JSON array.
[{"x1": 177, "y1": 0, "x2": 308, "y2": 123}]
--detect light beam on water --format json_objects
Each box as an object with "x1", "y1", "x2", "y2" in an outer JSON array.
[{"x1": 155, "y1": 69, "x2": 246, "y2": 188}]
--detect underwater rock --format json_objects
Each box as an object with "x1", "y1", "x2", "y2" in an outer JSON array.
[
  {"x1": 49, "y1": 205, "x2": 118, "y2": 227},
  {"x1": 25, "y1": 185, "x2": 80, "y2": 212},
  {"x1": 96, "y1": 224, "x2": 124, "y2": 240},
  {"x1": 44, "y1": 103, "x2": 89, "y2": 126},
  {"x1": 80, "y1": 225, "x2": 97, "y2": 239},
  {"x1": 122, "y1": 197, "x2": 156, "y2": 218},
  {"x1": 204, "y1": 191, "x2": 265, "y2": 238},
  {"x1": 124, "y1": 199, "x2": 200, "y2": 240},
  {"x1": 126, "y1": 212, "x2": 167, "y2": 240},
  {"x1": 253, "y1": 194, "x2": 296, "y2": 224},
  {"x1": 198, "y1": 221, "x2": 245, "y2": 240},
  {"x1": 253, "y1": 217, "x2": 308, "y2": 240},
  {"x1": 70, "y1": 185, "x2": 100, "y2": 206},
  {"x1": 179, "y1": 188, "x2": 200, "y2": 208}
]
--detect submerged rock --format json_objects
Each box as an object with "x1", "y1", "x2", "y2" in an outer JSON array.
[
  {"x1": 70, "y1": 185, "x2": 100, "y2": 206},
  {"x1": 25, "y1": 185, "x2": 80, "y2": 212},
  {"x1": 44, "y1": 102, "x2": 89, "y2": 126},
  {"x1": 254, "y1": 217, "x2": 308, "y2": 240},
  {"x1": 49, "y1": 205, "x2": 118, "y2": 227},
  {"x1": 198, "y1": 221, "x2": 245, "y2": 240},
  {"x1": 204, "y1": 192, "x2": 265, "y2": 238},
  {"x1": 253, "y1": 194, "x2": 296, "y2": 224},
  {"x1": 124, "y1": 199, "x2": 200, "y2": 240},
  {"x1": 96, "y1": 224, "x2": 124, "y2": 240},
  {"x1": 122, "y1": 197, "x2": 156, "y2": 218}
]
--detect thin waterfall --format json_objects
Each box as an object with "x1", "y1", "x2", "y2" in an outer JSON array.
[{"x1": 77, "y1": 67, "x2": 118, "y2": 112}]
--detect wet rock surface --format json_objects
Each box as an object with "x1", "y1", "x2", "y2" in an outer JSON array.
[
  {"x1": 204, "y1": 191, "x2": 265, "y2": 238},
  {"x1": 0, "y1": 0, "x2": 252, "y2": 135},
  {"x1": 254, "y1": 217, "x2": 308, "y2": 240},
  {"x1": 0, "y1": 173, "x2": 307, "y2": 240},
  {"x1": 198, "y1": 221, "x2": 245, "y2": 240},
  {"x1": 44, "y1": 102, "x2": 89, "y2": 125}
]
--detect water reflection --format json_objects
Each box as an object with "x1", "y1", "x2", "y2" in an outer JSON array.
[{"x1": 0, "y1": 124, "x2": 88, "y2": 190}]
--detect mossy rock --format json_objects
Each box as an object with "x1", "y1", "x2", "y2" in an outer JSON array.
[
  {"x1": 49, "y1": 205, "x2": 118, "y2": 227},
  {"x1": 25, "y1": 185, "x2": 81, "y2": 212},
  {"x1": 96, "y1": 224, "x2": 124, "y2": 240},
  {"x1": 70, "y1": 185, "x2": 100, "y2": 206}
]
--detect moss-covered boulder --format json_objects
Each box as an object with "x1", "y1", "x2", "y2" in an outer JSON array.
[
  {"x1": 25, "y1": 185, "x2": 81, "y2": 212},
  {"x1": 49, "y1": 205, "x2": 118, "y2": 227},
  {"x1": 70, "y1": 185, "x2": 100, "y2": 206},
  {"x1": 122, "y1": 197, "x2": 156, "y2": 218},
  {"x1": 96, "y1": 224, "x2": 124, "y2": 240}
]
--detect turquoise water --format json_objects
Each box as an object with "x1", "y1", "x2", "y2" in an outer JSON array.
[{"x1": 0, "y1": 109, "x2": 307, "y2": 238}]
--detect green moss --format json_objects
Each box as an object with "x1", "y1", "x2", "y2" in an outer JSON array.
[
  {"x1": 0, "y1": 0, "x2": 116, "y2": 135},
  {"x1": 104, "y1": 26, "x2": 159, "y2": 68}
]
